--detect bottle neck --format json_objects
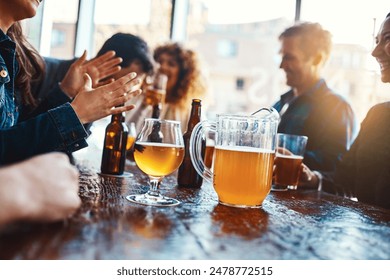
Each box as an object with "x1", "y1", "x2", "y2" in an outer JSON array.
[
  {"x1": 111, "y1": 112, "x2": 125, "y2": 122},
  {"x1": 111, "y1": 104, "x2": 125, "y2": 122},
  {"x1": 152, "y1": 104, "x2": 161, "y2": 119},
  {"x1": 187, "y1": 103, "x2": 201, "y2": 131}
]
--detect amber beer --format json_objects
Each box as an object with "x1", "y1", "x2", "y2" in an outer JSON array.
[
  {"x1": 101, "y1": 112, "x2": 128, "y2": 175},
  {"x1": 134, "y1": 142, "x2": 184, "y2": 177},
  {"x1": 144, "y1": 87, "x2": 165, "y2": 106},
  {"x1": 144, "y1": 72, "x2": 167, "y2": 106},
  {"x1": 274, "y1": 154, "x2": 303, "y2": 188},
  {"x1": 204, "y1": 145, "x2": 215, "y2": 168},
  {"x1": 126, "y1": 135, "x2": 136, "y2": 151},
  {"x1": 213, "y1": 146, "x2": 275, "y2": 207}
]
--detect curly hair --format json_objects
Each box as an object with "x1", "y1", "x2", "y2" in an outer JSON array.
[
  {"x1": 153, "y1": 43, "x2": 206, "y2": 108},
  {"x1": 8, "y1": 22, "x2": 45, "y2": 107}
]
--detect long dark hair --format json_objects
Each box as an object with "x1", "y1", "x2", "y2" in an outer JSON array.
[{"x1": 7, "y1": 22, "x2": 45, "y2": 106}]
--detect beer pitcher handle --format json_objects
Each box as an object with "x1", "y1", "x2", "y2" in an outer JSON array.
[{"x1": 189, "y1": 120, "x2": 216, "y2": 183}]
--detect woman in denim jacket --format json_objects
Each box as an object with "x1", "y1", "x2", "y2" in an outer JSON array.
[{"x1": 0, "y1": 0, "x2": 141, "y2": 165}]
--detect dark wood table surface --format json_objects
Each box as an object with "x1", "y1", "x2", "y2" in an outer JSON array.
[{"x1": 1, "y1": 120, "x2": 390, "y2": 260}]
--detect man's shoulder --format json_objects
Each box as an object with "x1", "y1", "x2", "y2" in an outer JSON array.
[
  {"x1": 365, "y1": 102, "x2": 390, "y2": 119},
  {"x1": 359, "y1": 102, "x2": 390, "y2": 142},
  {"x1": 319, "y1": 86, "x2": 352, "y2": 108},
  {"x1": 369, "y1": 101, "x2": 390, "y2": 110},
  {"x1": 44, "y1": 57, "x2": 76, "y2": 72}
]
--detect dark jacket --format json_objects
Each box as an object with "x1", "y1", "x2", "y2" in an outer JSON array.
[
  {"x1": 322, "y1": 102, "x2": 390, "y2": 209},
  {"x1": 273, "y1": 79, "x2": 357, "y2": 172},
  {"x1": 32, "y1": 57, "x2": 76, "y2": 101}
]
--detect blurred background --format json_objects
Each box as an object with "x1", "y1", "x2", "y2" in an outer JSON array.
[{"x1": 23, "y1": 0, "x2": 388, "y2": 122}]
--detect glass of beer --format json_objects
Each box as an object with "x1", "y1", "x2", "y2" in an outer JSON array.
[
  {"x1": 126, "y1": 118, "x2": 184, "y2": 207},
  {"x1": 189, "y1": 109, "x2": 279, "y2": 208},
  {"x1": 126, "y1": 122, "x2": 137, "y2": 151},
  {"x1": 125, "y1": 122, "x2": 138, "y2": 166},
  {"x1": 204, "y1": 130, "x2": 215, "y2": 169},
  {"x1": 144, "y1": 72, "x2": 168, "y2": 106},
  {"x1": 272, "y1": 133, "x2": 308, "y2": 191}
]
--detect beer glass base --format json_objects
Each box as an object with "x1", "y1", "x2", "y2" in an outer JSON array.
[
  {"x1": 271, "y1": 184, "x2": 288, "y2": 191},
  {"x1": 219, "y1": 201, "x2": 262, "y2": 208},
  {"x1": 98, "y1": 171, "x2": 133, "y2": 178},
  {"x1": 288, "y1": 185, "x2": 298, "y2": 190},
  {"x1": 126, "y1": 194, "x2": 180, "y2": 207}
]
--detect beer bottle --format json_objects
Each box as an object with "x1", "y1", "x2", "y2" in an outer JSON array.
[
  {"x1": 101, "y1": 112, "x2": 129, "y2": 175},
  {"x1": 177, "y1": 99, "x2": 205, "y2": 188},
  {"x1": 151, "y1": 103, "x2": 161, "y2": 119},
  {"x1": 147, "y1": 101, "x2": 164, "y2": 143}
]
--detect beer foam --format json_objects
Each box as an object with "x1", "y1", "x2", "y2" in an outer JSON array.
[
  {"x1": 136, "y1": 142, "x2": 184, "y2": 148},
  {"x1": 276, "y1": 153, "x2": 304, "y2": 159},
  {"x1": 215, "y1": 145, "x2": 274, "y2": 154}
]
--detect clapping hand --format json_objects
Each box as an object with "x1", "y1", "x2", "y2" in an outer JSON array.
[
  {"x1": 70, "y1": 72, "x2": 142, "y2": 124},
  {"x1": 60, "y1": 50, "x2": 122, "y2": 98}
]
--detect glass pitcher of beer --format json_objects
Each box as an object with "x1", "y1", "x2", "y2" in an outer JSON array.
[{"x1": 190, "y1": 108, "x2": 279, "y2": 208}]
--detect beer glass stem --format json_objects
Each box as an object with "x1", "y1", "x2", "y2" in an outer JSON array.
[{"x1": 148, "y1": 179, "x2": 161, "y2": 197}]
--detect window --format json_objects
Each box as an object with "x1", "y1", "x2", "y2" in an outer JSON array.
[
  {"x1": 22, "y1": 4, "x2": 44, "y2": 51},
  {"x1": 51, "y1": 29, "x2": 66, "y2": 47},
  {"x1": 24, "y1": 0, "x2": 172, "y2": 59},
  {"x1": 93, "y1": 0, "x2": 172, "y2": 55},
  {"x1": 301, "y1": 0, "x2": 388, "y2": 121},
  {"x1": 186, "y1": 0, "x2": 295, "y2": 115},
  {"x1": 217, "y1": 40, "x2": 238, "y2": 58},
  {"x1": 41, "y1": 0, "x2": 79, "y2": 58},
  {"x1": 236, "y1": 78, "x2": 245, "y2": 91}
]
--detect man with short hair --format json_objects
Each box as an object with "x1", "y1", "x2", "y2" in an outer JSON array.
[{"x1": 273, "y1": 22, "x2": 357, "y2": 172}]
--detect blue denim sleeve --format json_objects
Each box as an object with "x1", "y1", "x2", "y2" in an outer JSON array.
[
  {"x1": 20, "y1": 83, "x2": 93, "y2": 136},
  {"x1": 47, "y1": 102, "x2": 89, "y2": 150},
  {"x1": 0, "y1": 102, "x2": 88, "y2": 165}
]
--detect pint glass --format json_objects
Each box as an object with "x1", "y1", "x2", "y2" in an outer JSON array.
[{"x1": 272, "y1": 133, "x2": 308, "y2": 191}]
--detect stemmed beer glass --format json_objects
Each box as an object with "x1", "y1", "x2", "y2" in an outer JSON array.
[{"x1": 126, "y1": 118, "x2": 184, "y2": 206}]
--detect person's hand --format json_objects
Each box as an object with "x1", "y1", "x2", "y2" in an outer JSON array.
[
  {"x1": 0, "y1": 153, "x2": 81, "y2": 225},
  {"x1": 70, "y1": 72, "x2": 142, "y2": 124},
  {"x1": 298, "y1": 163, "x2": 319, "y2": 189},
  {"x1": 59, "y1": 50, "x2": 122, "y2": 98},
  {"x1": 82, "y1": 50, "x2": 122, "y2": 88}
]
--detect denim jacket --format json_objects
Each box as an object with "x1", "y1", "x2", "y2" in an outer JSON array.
[
  {"x1": 0, "y1": 30, "x2": 88, "y2": 165},
  {"x1": 0, "y1": 30, "x2": 18, "y2": 128}
]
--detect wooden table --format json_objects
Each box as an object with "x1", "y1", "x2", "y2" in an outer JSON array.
[
  {"x1": 1, "y1": 120, "x2": 390, "y2": 260},
  {"x1": 1, "y1": 158, "x2": 390, "y2": 260}
]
